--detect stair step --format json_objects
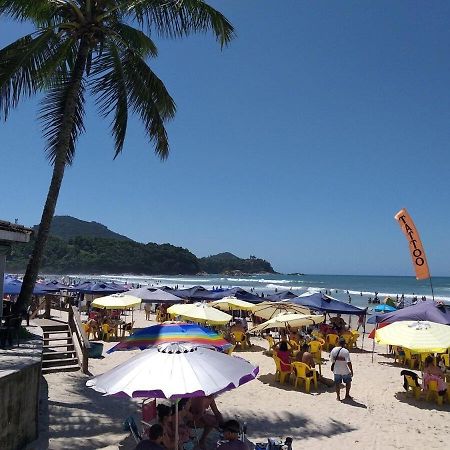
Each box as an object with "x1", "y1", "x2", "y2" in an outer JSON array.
[
  {"x1": 42, "y1": 365, "x2": 80, "y2": 375},
  {"x1": 44, "y1": 329, "x2": 70, "y2": 335},
  {"x1": 43, "y1": 350, "x2": 76, "y2": 359},
  {"x1": 43, "y1": 336, "x2": 73, "y2": 342},
  {"x1": 43, "y1": 342, "x2": 75, "y2": 349},
  {"x1": 42, "y1": 357, "x2": 78, "y2": 368},
  {"x1": 41, "y1": 325, "x2": 69, "y2": 332}
]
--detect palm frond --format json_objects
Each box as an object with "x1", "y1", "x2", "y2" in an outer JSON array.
[
  {"x1": 108, "y1": 22, "x2": 158, "y2": 58},
  {"x1": 39, "y1": 74, "x2": 86, "y2": 165},
  {"x1": 122, "y1": 0, "x2": 235, "y2": 47},
  {"x1": 121, "y1": 49, "x2": 176, "y2": 159},
  {"x1": 0, "y1": 29, "x2": 65, "y2": 120},
  {"x1": 90, "y1": 43, "x2": 128, "y2": 156},
  {"x1": 0, "y1": 0, "x2": 60, "y2": 24}
]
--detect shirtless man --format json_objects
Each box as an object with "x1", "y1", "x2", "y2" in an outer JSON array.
[{"x1": 189, "y1": 395, "x2": 223, "y2": 449}]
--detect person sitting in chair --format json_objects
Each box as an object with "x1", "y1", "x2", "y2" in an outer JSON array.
[
  {"x1": 135, "y1": 423, "x2": 165, "y2": 450},
  {"x1": 217, "y1": 419, "x2": 247, "y2": 450}
]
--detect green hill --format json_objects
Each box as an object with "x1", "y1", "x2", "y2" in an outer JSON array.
[
  {"x1": 34, "y1": 215, "x2": 131, "y2": 241},
  {"x1": 199, "y1": 252, "x2": 275, "y2": 274},
  {"x1": 7, "y1": 216, "x2": 276, "y2": 275},
  {"x1": 7, "y1": 235, "x2": 200, "y2": 275}
]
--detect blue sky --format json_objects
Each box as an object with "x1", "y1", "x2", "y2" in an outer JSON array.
[{"x1": 1, "y1": 1, "x2": 450, "y2": 276}]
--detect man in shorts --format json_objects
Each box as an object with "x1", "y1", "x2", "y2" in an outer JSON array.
[{"x1": 330, "y1": 336, "x2": 353, "y2": 401}]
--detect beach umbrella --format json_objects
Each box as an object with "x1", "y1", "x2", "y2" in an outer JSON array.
[
  {"x1": 209, "y1": 296, "x2": 254, "y2": 311},
  {"x1": 86, "y1": 342, "x2": 259, "y2": 448},
  {"x1": 250, "y1": 312, "x2": 325, "y2": 333},
  {"x1": 126, "y1": 287, "x2": 183, "y2": 303},
  {"x1": 91, "y1": 293, "x2": 141, "y2": 309},
  {"x1": 106, "y1": 322, "x2": 232, "y2": 353},
  {"x1": 167, "y1": 302, "x2": 232, "y2": 325},
  {"x1": 3, "y1": 276, "x2": 47, "y2": 295},
  {"x1": 251, "y1": 301, "x2": 310, "y2": 320},
  {"x1": 375, "y1": 321, "x2": 450, "y2": 353},
  {"x1": 374, "y1": 304, "x2": 397, "y2": 313}
]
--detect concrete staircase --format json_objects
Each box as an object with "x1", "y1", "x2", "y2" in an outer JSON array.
[{"x1": 41, "y1": 322, "x2": 80, "y2": 374}]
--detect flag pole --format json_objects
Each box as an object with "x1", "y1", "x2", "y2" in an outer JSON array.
[{"x1": 429, "y1": 277, "x2": 435, "y2": 301}]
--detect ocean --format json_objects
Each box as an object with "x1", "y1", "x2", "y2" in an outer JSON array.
[{"x1": 77, "y1": 273, "x2": 450, "y2": 308}]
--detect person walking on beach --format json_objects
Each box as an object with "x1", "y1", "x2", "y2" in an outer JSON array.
[{"x1": 330, "y1": 337, "x2": 353, "y2": 401}]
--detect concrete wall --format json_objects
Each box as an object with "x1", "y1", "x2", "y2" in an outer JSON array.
[{"x1": 0, "y1": 328, "x2": 42, "y2": 450}]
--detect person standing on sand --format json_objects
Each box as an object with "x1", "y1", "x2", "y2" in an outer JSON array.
[{"x1": 330, "y1": 337, "x2": 353, "y2": 401}]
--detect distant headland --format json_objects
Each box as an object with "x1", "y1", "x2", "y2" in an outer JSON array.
[{"x1": 7, "y1": 216, "x2": 276, "y2": 276}]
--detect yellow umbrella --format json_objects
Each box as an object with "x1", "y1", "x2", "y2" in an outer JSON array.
[
  {"x1": 167, "y1": 303, "x2": 232, "y2": 325},
  {"x1": 251, "y1": 301, "x2": 310, "y2": 320},
  {"x1": 250, "y1": 312, "x2": 324, "y2": 333},
  {"x1": 91, "y1": 294, "x2": 141, "y2": 310},
  {"x1": 375, "y1": 320, "x2": 450, "y2": 353},
  {"x1": 210, "y1": 297, "x2": 254, "y2": 311}
]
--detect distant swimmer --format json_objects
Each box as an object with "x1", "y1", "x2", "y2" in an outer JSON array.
[{"x1": 360, "y1": 292, "x2": 362, "y2": 296}]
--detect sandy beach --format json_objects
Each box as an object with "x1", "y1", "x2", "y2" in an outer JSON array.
[{"x1": 27, "y1": 308, "x2": 449, "y2": 450}]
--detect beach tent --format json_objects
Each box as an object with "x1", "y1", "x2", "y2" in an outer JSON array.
[
  {"x1": 162, "y1": 286, "x2": 209, "y2": 300},
  {"x1": 289, "y1": 293, "x2": 367, "y2": 315},
  {"x1": 42, "y1": 280, "x2": 68, "y2": 292},
  {"x1": 69, "y1": 281, "x2": 127, "y2": 294},
  {"x1": 368, "y1": 301, "x2": 450, "y2": 325},
  {"x1": 373, "y1": 304, "x2": 397, "y2": 313},
  {"x1": 3, "y1": 276, "x2": 48, "y2": 295},
  {"x1": 125, "y1": 287, "x2": 183, "y2": 303},
  {"x1": 265, "y1": 291, "x2": 298, "y2": 301}
]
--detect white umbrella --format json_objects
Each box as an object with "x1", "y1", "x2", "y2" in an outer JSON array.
[
  {"x1": 250, "y1": 311, "x2": 325, "y2": 333},
  {"x1": 91, "y1": 293, "x2": 141, "y2": 309},
  {"x1": 167, "y1": 302, "x2": 232, "y2": 325},
  {"x1": 86, "y1": 343, "x2": 259, "y2": 447},
  {"x1": 251, "y1": 301, "x2": 310, "y2": 320},
  {"x1": 210, "y1": 296, "x2": 254, "y2": 311}
]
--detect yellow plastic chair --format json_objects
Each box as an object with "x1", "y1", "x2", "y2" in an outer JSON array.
[
  {"x1": 289, "y1": 340, "x2": 300, "y2": 352},
  {"x1": 82, "y1": 323, "x2": 91, "y2": 339},
  {"x1": 101, "y1": 324, "x2": 112, "y2": 341},
  {"x1": 325, "y1": 334, "x2": 339, "y2": 351},
  {"x1": 403, "y1": 348, "x2": 418, "y2": 369},
  {"x1": 308, "y1": 340, "x2": 322, "y2": 375},
  {"x1": 350, "y1": 331, "x2": 360, "y2": 348},
  {"x1": 265, "y1": 335, "x2": 275, "y2": 354},
  {"x1": 231, "y1": 331, "x2": 248, "y2": 349},
  {"x1": 418, "y1": 353, "x2": 433, "y2": 370},
  {"x1": 273, "y1": 355, "x2": 292, "y2": 384},
  {"x1": 426, "y1": 380, "x2": 443, "y2": 406},
  {"x1": 341, "y1": 333, "x2": 353, "y2": 348},
  {"x1": 405, "y1": 375, "x2": 421, "y2": 399},
  {"x1": 292, "y1": 362, "x2": 318, "y2": 393}
]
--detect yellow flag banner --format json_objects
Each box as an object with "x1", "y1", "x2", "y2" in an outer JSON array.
[{"x1": 394, "y1": 208, "x2": 431, "y2": 280}]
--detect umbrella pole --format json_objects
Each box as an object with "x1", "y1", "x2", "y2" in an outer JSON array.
[
  {"x1": 174, "y1": 399, "x2": 179, "y2": 450},
  {"x1": 361, "y1": 314, "x2": 366, "y2": 350},
  {"x1": 371, "y1": 323, "x2": 378, "y2": 363}
]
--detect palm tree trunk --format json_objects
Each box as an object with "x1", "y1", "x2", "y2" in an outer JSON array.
[{"x1": 13, "y1": 40, "x2": 90, "y2": 315}]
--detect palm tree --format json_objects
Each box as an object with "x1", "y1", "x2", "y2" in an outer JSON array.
[{"x1": 0, "y1": 0, "x2": 234, "y2": 314}]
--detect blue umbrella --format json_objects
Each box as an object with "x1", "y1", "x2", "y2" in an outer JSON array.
[
  {"x1": 373, "y1": 304, "x2": 397, "y2": 313},
  {"x1": 3, "y1": 276, "x2": 48, "y2": 295}
]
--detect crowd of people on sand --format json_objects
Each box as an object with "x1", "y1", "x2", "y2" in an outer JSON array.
[
  {"x1": 82, "y1": 308, "x2": 133, "y2": 340},
  {"x1": 135, "y1": 396, "x2": 248, "y2": 450}
]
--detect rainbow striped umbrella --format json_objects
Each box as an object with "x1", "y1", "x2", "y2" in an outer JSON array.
[{"x1": 107, "y1": 322, "x2": 232, "y2": 354}]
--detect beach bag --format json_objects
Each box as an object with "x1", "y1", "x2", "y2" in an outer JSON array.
[{"x1": 330, "y1": 347, "x2": 342, "y2": 372}]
